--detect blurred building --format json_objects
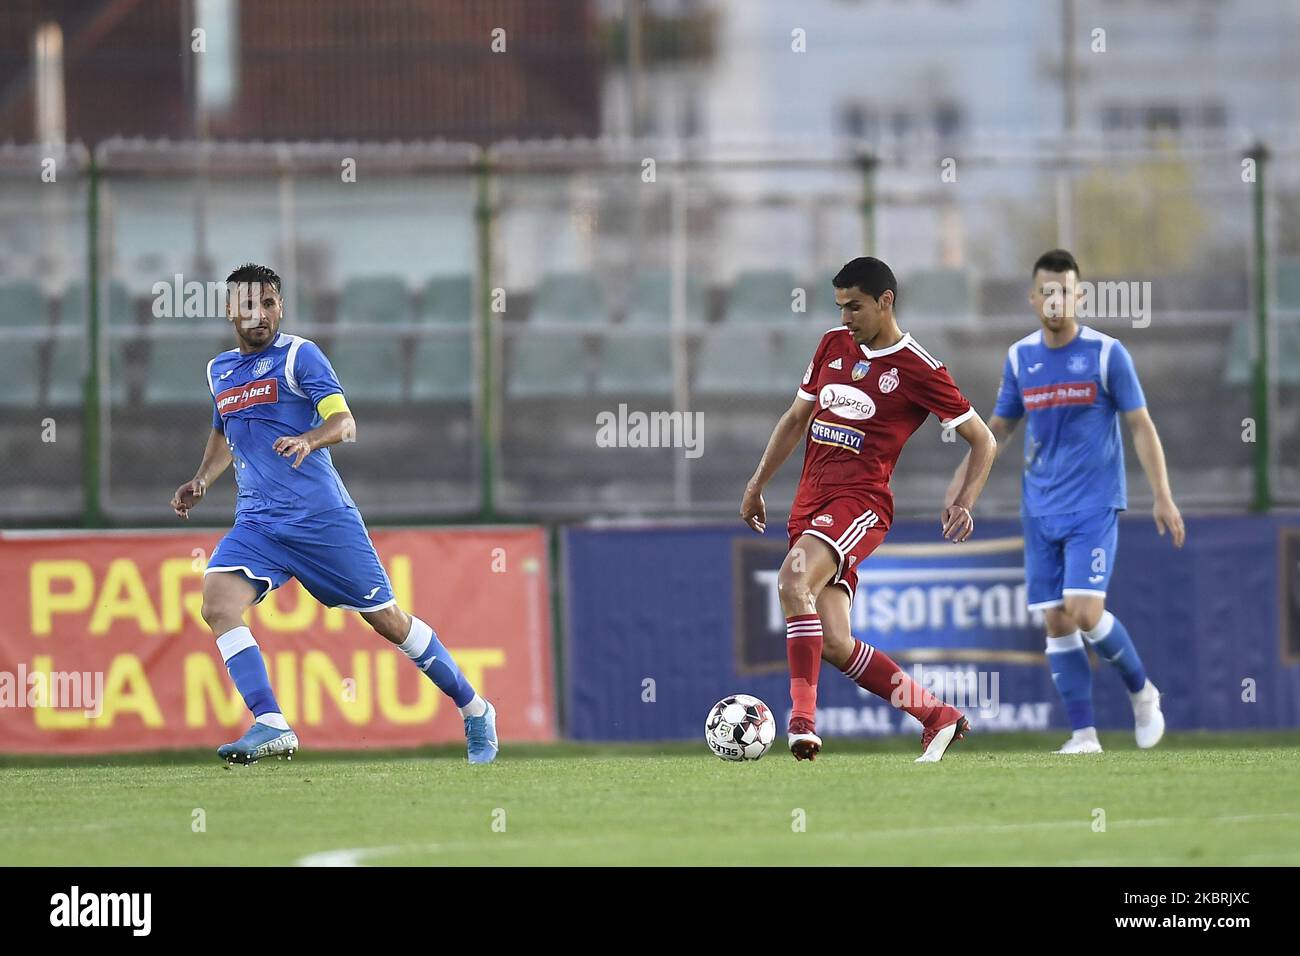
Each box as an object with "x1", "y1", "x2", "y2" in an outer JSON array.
[{"x1": 0, "y1": 0, "x2": 601, "y2": 145}]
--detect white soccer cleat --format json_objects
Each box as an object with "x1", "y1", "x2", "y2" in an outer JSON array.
[
  {"x1": 1131, "y1": 680, "x2": 1165, "y2": 749},
  {"x1": 1055, "y1": 728, "x2": 1103, "y2": 754}
]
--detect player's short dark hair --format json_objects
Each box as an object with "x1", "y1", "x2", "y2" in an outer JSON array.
[
  {"x1": 833, "y1": 256, "x2": 898, "y2": 306},
  {"x1": 1032, "y1": 249, "x2": 1081, "y2": 279},
  {"x1": 225, "y1": 262, "x2": 282, "y2": 294}
]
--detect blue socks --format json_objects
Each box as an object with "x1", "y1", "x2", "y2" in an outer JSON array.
[
  {"x1": 1046, "y1": 631, "x2": 1095, "y2": 731},
  {"x1": 398, "y1": 616, "x2": 477, "y2": 708},
  {"x1": 216, "y1": 626, "x2": 281, "y2": 719},
  {"x1": 1083, "y1": 611, "x2": 1147, "y2": 694}
]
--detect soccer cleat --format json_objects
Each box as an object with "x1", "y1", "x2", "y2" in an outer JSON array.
[
  {"x1": 916, "y1": 708, "x2": 969, "y2": 763},
  {"x1": 787, "y1": 716, "x2": 822, "y2": 761},
  {"x1": 1131, "y1": 679, "x2": 1165, "y2": 749},
  {"x1": 1055, "y1": 729, "x2": 1103, "y2": 754},
  {"x1": 218, "y1": 722, "x2": 299, "y2": 765},
  {"x1": 464, "y1": 700, "x2": 499, "y2": 764}
]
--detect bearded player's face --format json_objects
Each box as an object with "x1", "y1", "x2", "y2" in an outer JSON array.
[
  {"x1": 835, "y1": 286, "x2": 890, "y2": 346},
  {"x1": 226, "y1": 281, "x2": 282, "y2": 350}
]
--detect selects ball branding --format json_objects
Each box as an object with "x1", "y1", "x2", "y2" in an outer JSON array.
[{"x1": 704, "y1": 694, "x2": 777, "y2": 761}]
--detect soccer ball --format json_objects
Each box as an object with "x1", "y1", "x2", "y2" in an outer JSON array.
[{"x1": 705, "y1": 694, "x2": 777, "y2": 761}]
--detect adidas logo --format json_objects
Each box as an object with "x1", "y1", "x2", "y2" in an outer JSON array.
[{"x1": 828, "y1": 357, "x2": 843, "y2": 370}]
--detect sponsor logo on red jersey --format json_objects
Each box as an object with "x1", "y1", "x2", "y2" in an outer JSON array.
[
  {"x1": 812, "y1": 513, "x2": 834, "y2": 527},
  {"x1": 818, "y1": 383, "x2": 877, "y2": 420},
  {"x1": 1022, "y1": 381, "x2": 1097, "y2": 410},
  {"x1": 809, "y1": 418, "x2": 865, "y2": 453},
  {"x1": 215, "y1": 377, "x2": 279, "y2": 416}
]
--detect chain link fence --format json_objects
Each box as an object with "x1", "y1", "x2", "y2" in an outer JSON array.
[{"x1": 0, "y1": 134, "x2": 1292, "y2": 526}]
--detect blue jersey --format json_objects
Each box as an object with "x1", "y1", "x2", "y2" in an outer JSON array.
[
  {"x1": 992, "y1": 326, "x2": 1146, "y2": 518},
  {"x1": 207, "y1": 332, "x2": 355, "y2": 521}
]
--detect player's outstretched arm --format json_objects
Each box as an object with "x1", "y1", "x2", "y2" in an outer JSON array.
[
  {"x1": 272, "y1": 409, "x2": 357, "y2": 469},
  {"x1": 941, "y1": 414, "x2": 999, "y2": 542},
  {"x1": 741, "y1": 395, "x2": 816, "y2": 533},
  {"x1": 171, "y1": 428, "x2": 233, "y2": 519},
  {"x1": 1124, "y1": 407, "x2": 1185, "y2": 548},
  {"x1": 945, "y1": 414, "x2": 1017, "y2": 510}
]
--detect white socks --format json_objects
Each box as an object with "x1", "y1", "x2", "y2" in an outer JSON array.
[{"x1": 459, "y1": 695, "x2": 488, "y2": 718}]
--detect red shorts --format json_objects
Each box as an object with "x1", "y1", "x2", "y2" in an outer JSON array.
[{"x1": 787, "y1": 497, "x2": 889, "y2": 601}]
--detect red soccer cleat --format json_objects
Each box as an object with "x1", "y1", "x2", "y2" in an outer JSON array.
[
  {"x1": 788, "y1": 716, "x2": 822, "y2": 761},
  {"x1": 916, "y1": 707, "x2": 970, "y2": 763}
]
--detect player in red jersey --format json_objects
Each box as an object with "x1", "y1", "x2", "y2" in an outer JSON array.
[{"x1": 741, "y1": 257, "x2": 998, "y2": 762}]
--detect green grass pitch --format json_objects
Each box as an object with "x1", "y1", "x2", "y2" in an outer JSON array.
[{"x1": 3, "y1": 732, "x2": 1299, "y2": 866}]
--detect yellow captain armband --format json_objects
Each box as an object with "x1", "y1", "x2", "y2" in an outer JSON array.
[{"x1": 316, "y1": 393, "x2": 350, "y2": 420}]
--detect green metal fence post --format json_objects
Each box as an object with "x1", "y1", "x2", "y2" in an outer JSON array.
[
  {"x1": 82, "y1": 152, "x2": 103, "y2": 528},
  {"x1": 475, "y1": 152, "x2": 497, "y2": 522},
  {"x1": 1249, "y1": 142, "x2": 1271, "y2": 513},
  {"x1": 857, "y1": 151, "x2": 878, "y2": 255}
]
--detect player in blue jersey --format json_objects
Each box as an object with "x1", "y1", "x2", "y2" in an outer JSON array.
[
  {"x1": 169, "y1": 263, "x2": 498, "y2": 765},
  {"x1": 946, "y1": 249, "x2": 1185, "y2": 754}
]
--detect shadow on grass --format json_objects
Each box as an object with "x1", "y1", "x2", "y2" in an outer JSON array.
[{"x1": 2, "y1": 730, "x2": 1298, "y2": 768}]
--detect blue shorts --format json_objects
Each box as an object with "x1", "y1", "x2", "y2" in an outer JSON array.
[
  {"x1": 206, "y1": 506, "x2": 395, "y2": 611},
  {"x1": 1022, "y1": 507, "x2": 1119, "y2": 611}
]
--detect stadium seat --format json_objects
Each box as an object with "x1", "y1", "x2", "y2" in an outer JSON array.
[
  {"x1": 0, "y1": 339, "x2": 42, "y2": 406},
  {"x1": 507, "y1": 332, "x2": 589, "y2": 397},
  {"x1": 46, "y1": 336, "x2": 86, "y2": 407},
  {"x1": 898, "y1": 268, "x2": 976, "y2": 325},
  {"x1": 0, "y1": 280, "x2": 48, "y2": 330},
  {"x1": 410, "y1": 332, "x2": 474, "y2": 401},
  {"x1": 1277, "y1": 257, "x2": 1300, "y2": 311},
  {"x1": 329, "y1": 336, "x2": 407, "y2": 402},
  {"x1": 1224, "y1": 316, "x2": 1300, "y2": 387},
  {"x1": 722, "y1": 269, "x2": 800, "y2": 324},
  {"x1": 59, "y1": 280, "x2": 134, "y2": 329},
  {"x1": 336, "y1": 275, "x2": 411, "y2": 325},
  {"x1": 596, "y1": 334, "x2": 674, "y2": 395},
  {"x1": 625, "y1": 271, "x2": 707, "y2": 326},
  {"x1": 531, "y1": 272, "x2": 605, "y2": 324},
  {"x1": 142, "y1": 327, "x2": 229, "y2": 405},
  {"x1": 418, "y1": 275, "x2": 474, "y2": 324},
  {"x1": 694, "y1": 329, "x2": 786, "y2": 394}
]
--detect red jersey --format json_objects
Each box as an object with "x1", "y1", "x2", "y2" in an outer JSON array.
[{"x1": 792, "y1": 328, "x2": 975, "y2": 525}]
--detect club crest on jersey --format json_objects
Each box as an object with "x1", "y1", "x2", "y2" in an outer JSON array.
[
  {"x1": 878, "y1": 367, "x2": 900, "y2": 393},
  {"x1": 828, "y1": 357, "x2": 843, "y2": 370},
  {"x1": 1067, "y1": 353, "x2": 1089, "y2": 374},
  {"x1": 252, "y1": 356, "x2": 274, "y2": 377},
  {"x1": 812, "y1": 513, "x2": 834, "y2": 527},
  {"x1": 818, "y1": 383, "x2": 876, "y2": 420},
  {"x1": 851, "y1": 360, "x2": 870, "y2": 381}
]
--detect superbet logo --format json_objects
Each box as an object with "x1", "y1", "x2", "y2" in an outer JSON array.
[{"x1": 216, "y1": 378, "x2": 279, "y2": 416}]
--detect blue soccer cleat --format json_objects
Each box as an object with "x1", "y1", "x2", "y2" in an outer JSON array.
[
  {"x1": 218, "y1": 722, "x2": 300, "y2": 765},
  {"x1": 464, "y1": 701, "x2": 499, "y2": 765}
]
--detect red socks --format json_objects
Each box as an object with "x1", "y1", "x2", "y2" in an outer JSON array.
[
  {"x1": 841, "y1": 639, "x2": 944, "y2": 726},
  {"x1": 785, "y1": 613, "x2": 823, "y2": 723}
]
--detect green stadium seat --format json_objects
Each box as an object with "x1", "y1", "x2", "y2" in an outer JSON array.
[
  {"x1": 722, "y1": 269, "x2": 800, "y2": 324},
  {"x1": 898, "y1": 268, "x2": 976, "y2": 324},
  {"x1": 625, "y1": 271, "x2": 707, "y2": 326},
  {"x1": 597, "y1": 334, "x2": 674, "y2": 395},
  {"x1": 59, "y1": 280, "x2": 134, "y2": 329},
  {"x1": 0, "y1": 339, "x2": 42, "y2": 406},
  {"x1": 143, "y1": 327, "x2": 229, "y2": 405},
  {"x1": 46, "y1": 337, "x2": 86, "y2": 407},
  {"x1": 1224, "y1": 317, "x2": 1300, "y2": 387},
  {"x1": 410, "y1": 332, "x2": 474, "y2": 401},
  {"x1": 0, "y1": 280, "x2": 48, "y2": 330},
  {"x1": 337, "y1": 275, "x2": 411, "y2": 325},
  {"x1": 329, "y1": 336, "x2": 406, "y2": 402},
  {"x1": 418, "y1": 275, "x2": 473, "y2": 325},
  {"x1": 507, "y1": 332, "x2": 589, "y2": 397},
  {"x1": 532, "y1": 272, "x2": 605, "y2": 324},
  {"x1": 694, "y1": 329, "x2": 786, "y2": 394}
]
